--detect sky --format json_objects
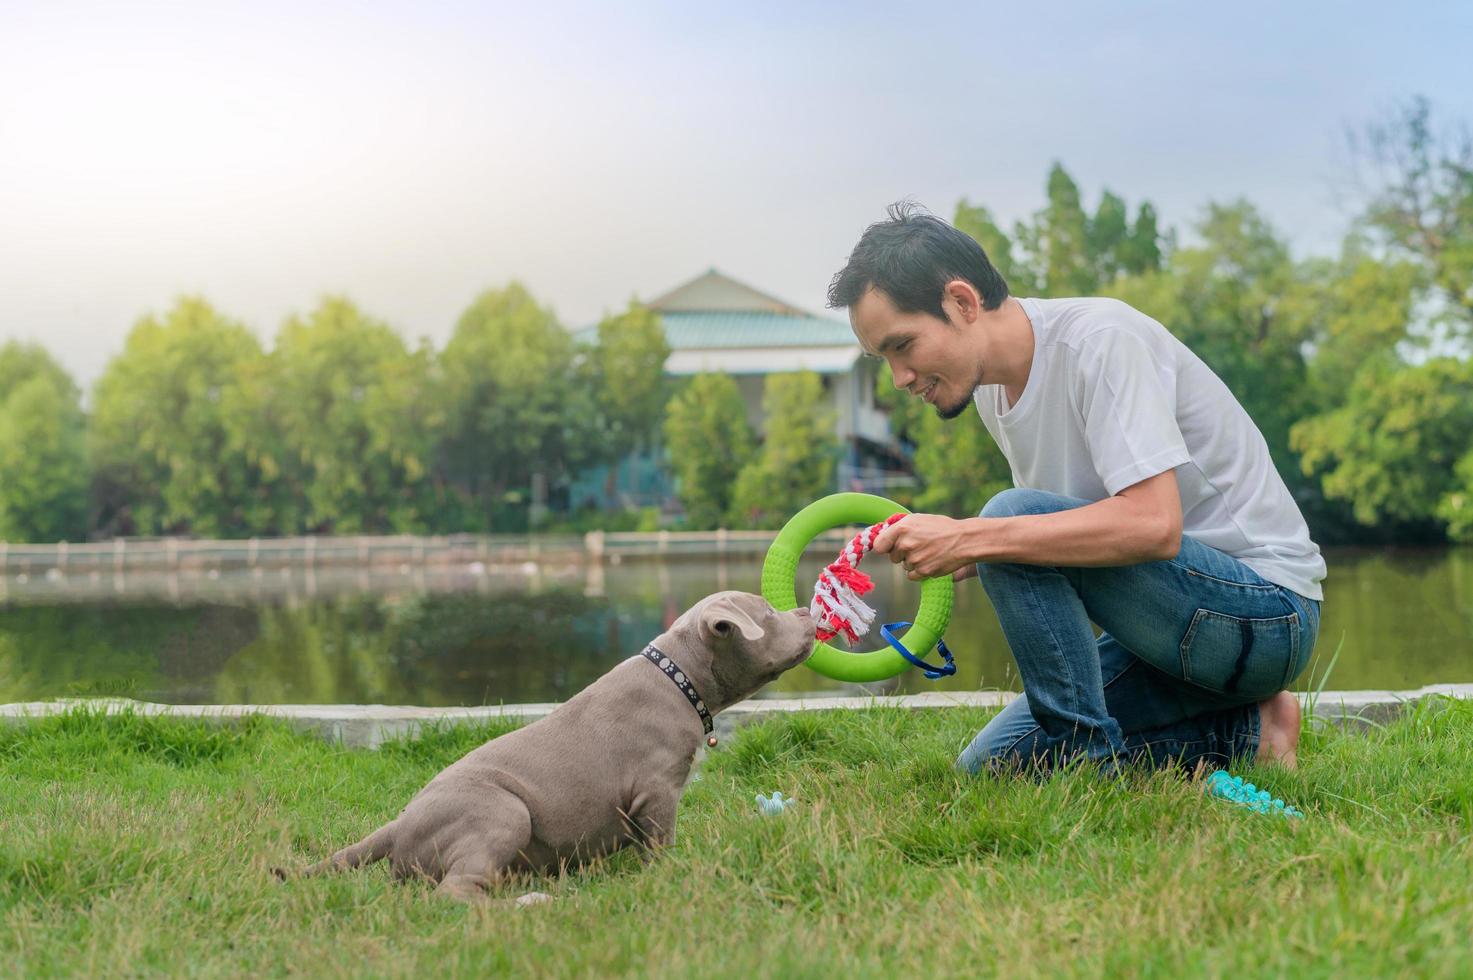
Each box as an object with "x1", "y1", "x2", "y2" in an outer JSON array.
[{"x1": 3, "y1": 0, "x2": 1472, "y2": 397}]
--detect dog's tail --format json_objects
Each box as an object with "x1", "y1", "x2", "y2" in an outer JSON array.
[{"x1": 273, "y1": 822, "x2": 396, "y2": 881}]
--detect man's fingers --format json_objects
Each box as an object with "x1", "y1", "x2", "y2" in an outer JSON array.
[
  {"x1": 872, "y1": 524, "x2": 903, "y2": 560},
  {"x1": 952, "y1": 564, "x2": 978, "y2": 582}
]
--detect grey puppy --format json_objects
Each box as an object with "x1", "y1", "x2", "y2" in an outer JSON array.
[{"x1": 277, "y1": 591, "x2": 813, "y2": 902}]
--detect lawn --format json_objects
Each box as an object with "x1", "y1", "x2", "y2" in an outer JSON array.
[{"x1": 2, "y1": 698, "x2": 1471, "y2": 977}]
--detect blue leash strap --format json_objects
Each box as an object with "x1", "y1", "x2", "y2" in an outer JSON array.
[{"x1": 878, "y1": 621, "x2": 956, "y2": 679}]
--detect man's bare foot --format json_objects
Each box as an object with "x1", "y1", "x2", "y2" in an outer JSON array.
[{"x1": 1256, "y1": 691, "x2": 1301, "y2": 769}]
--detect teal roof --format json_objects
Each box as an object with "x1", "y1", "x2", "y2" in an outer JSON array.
[
  {"x1": 661, "y1": 310, "x2": 852, "y2": 349},
  {"x1": 575, "y1": 308, "x2": 855, "y2": 349}
]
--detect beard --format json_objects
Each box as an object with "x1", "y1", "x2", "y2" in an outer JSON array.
[
  {"x1": 935, "y1": 394, "x2": 972, "y2": 420},
  {"x1": 933, "y1": 374, "x2": 982, "y2": 420}
]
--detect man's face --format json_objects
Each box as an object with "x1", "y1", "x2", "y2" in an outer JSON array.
[{"x1": 850, "y1": 286, "x2": 980, "y2": 420}]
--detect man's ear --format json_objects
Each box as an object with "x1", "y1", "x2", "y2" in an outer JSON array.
[
  {"x1": 943, "y1": 279, "x2": 981, "y2": 324},
  {"x1": 699, "y1": 596, "x2": 766, "y2": 643}
]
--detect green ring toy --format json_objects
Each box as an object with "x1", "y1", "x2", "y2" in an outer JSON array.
[{"x1": 761, "y1": 492, "x2": 955, "y2": 682}]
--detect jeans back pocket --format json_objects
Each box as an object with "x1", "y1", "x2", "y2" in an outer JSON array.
[{"x1": 1178, "y1": 608, "x2": 1301, "y2": 699}]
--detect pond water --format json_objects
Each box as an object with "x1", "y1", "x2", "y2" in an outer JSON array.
[{"x1": 1, "y1": 547, "x2": 1469, "y2": 705}]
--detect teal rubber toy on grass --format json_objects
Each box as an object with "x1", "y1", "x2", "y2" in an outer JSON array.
[
  {"x1": 761, "y1": 493, "x2": 954, "y2": 683},
  {"x1": 755, "y1": 791, "x2": 796, "y2": 816},
  {"x1": 1206, "y1": 771, "x2": 1304, "y2": 818}
]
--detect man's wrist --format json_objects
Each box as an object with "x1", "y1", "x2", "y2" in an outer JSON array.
[{"x1": 960, "y1": 515, "x2": 1012, "y2": 565}]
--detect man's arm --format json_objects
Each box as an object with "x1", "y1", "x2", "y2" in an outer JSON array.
[{"x1": 874, "y1": 470, "x2": 1184, "y2": 581}]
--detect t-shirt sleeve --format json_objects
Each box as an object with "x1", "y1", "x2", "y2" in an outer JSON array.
[{"x1": 1073, "y1": 330, "x2": 1191, "y2": 495}]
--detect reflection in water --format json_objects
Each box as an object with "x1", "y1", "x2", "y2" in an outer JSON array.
[{"x1": 0, "y1": 548, "x2": 1468, "y2": 704}]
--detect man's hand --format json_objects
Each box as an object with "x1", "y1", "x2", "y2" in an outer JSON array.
[{"x1": 871, "y1": 514, "x2": 976, "y2": 582}]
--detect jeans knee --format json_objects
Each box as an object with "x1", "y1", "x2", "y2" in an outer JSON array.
[{"x1": 979, "y1": 487, "x2": 1078, "y2": 520}]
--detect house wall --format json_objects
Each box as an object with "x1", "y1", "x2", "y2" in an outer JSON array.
[{"x1": 733, "y1": 367, "x2": 883, "y2": 444}]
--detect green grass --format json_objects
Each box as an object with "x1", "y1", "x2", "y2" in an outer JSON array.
[{"x1": 2, "y1": 700, "x2": 1472, "y2": 977}]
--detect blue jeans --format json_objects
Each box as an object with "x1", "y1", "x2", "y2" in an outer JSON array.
[{"x1": 956, "y1": 488, "x2": 1321, "y2": 775}]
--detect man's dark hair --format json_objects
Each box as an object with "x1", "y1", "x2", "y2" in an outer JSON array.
[{"x1": 826, "y1": 201, "x2": 1010, "y2": 317}]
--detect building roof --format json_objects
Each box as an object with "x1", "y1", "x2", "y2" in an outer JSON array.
[
  {"x1": 658, "y1": 310, "x2": 854, "y2": 350},
  {"x1": 648, "y1": 268, "x2": 811, "y2": 316},
  {"x1": 577, "y1": 269, "x2": 861, "y2": 374}
]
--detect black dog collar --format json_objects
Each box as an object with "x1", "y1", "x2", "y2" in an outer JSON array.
[{"x1": 641, "y1": 644, "x2": 713, "y2": 737}]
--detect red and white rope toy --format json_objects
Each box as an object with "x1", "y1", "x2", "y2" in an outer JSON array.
[{"x1": 810, "y1": 513, "x2": 907, "y2": 647}]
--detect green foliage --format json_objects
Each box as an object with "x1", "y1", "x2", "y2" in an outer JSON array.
[
  {"x1": 1438, "y1": 449, "x2": 1473, "y2": 541},
  {"x1": 0, "y1": 346, "x2": 87, "y2": 541},
  {"x1": 870, "y1": 360, "x2": 925, "y2": 449},
  {"x1": 264, "y1": 297, "x2": 442, "y2": 534},
  {"x1": 438, "y1": 284, "x2": 580, "y2": 531},
  {"x1": 1003, "y1": 162, "x2": 1164, "y2": 297},
  {"x1": 729, "y1": 372, "x2": 837, "y2": 529},
  {"x1": 1354, "y1": 97, "x2": 1473, "y2": 346},
  {"x1": 0, "y1": 341, "x2": 79, "y2": 404},
  {"x1": 1292, "y1": 358, "x2": 1473, "y2": 533},
  {"x1": 662, "y1": 373, "x2": 756, "y2": 528},
  {"x1": 1121, "y1": 201, "x2": 1164, "y2": 277},
  {"x1": 88, "y1": 297, "x2": 267, "y2": 537},
  {"x1": 582, "y1": 301, "x2": 672, "y2": 463},
  {"x1": 1297, "y1": 245, "x2": 1421, "y2": 407},
  {"x1": 910, "y1": 408, "x2": 1012, "y2": 517},
  {"x1": 1035, "y1": 162, "x2": 1096, "y2": 294}
]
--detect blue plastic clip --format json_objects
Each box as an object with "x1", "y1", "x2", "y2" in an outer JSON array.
[{"x1": 878, "y1": 621, "x2": 956, "y2": 679}]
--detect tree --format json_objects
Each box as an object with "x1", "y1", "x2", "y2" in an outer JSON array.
[
  {"x1": 0, "y1": 341, "x2": 79, "y2": 404},
  {"x1": 89, "y1": 297, "x2": 267, "y2": 537},
  {"x1": 909, "y1": 408, "x2": 1013, "y2": 518},
  {"x1": 0, "y1": 371, "x2": 89, "y2": 541},
  {"x1": 1121, "y1": 202, "x2": 1164, "y2": 276},
  {"x1": 439, "y1": 284, "x2": 580, "y2": 531},
  {"x1": 1438, "y1": 450, "x2": 1473, "y2": 543},
  {"x1": 1351, "y1": 97, "x2": 1473, "y2": 349},
  {"x1": 954, "y1": 201, "x2": 1038, "y2": 295},
  {"x1": 1296, "y1": 242, "x2": 1420, "y2": 409},
  {"x1": 977, "y1": 164, "x2": 1163, "y2": 300},
  {"x1": 218, "y1": 347, "x2": 308, "y2": 536},
  {"x1": 577, "y1": 301, "x2": 672, "y2": 503},
  {"x1": 662, "y1": 373, "x2": 755, "y2": 528},
  {"x1": 729, "y1": 372, "x2": 837, "y2": 529},
  {"x1": 1023, "y1": 163, "x2": 1097, "y2": 296},
  {"x1": 263, "y1": 297, "x2": 443, "y2": 534},
  {"x1": 1291, "y1": 358, "x2": 1473, "y2": 535},
  {"x1": 1088, "y1": 190, "x2": 1130, "y2": 286}
]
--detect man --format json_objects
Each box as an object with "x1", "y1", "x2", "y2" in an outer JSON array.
[{"x1": 827, "y1": 203, "x2": 1325, "y2": 774}]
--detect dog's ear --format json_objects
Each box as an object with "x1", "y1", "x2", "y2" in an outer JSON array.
[{"x1": 699, "y1": 595, "x2": 766, "y2": 643}]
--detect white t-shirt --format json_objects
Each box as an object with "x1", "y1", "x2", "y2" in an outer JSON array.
[{"x1": 973, "y1": 296, "x2": 1326, "y2": 601}]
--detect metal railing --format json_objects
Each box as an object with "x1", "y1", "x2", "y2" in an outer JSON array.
[{"x1": 0, "y1": 527, "x2": 875, "y2": 574}]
